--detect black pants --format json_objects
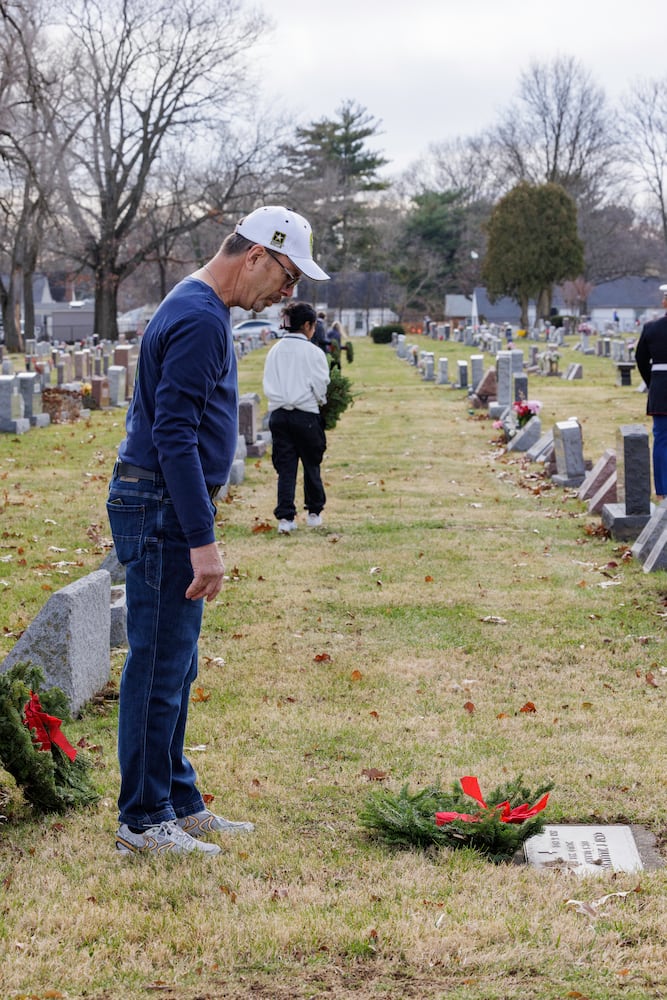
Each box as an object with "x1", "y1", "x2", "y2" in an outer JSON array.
[{"x1": 269, "y1": 408, "x2": 327, "y2": 520}]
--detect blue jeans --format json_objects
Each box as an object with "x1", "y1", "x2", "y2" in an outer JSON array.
[{"x1": 107, "y1": 476, "x2": 211, "y2": 828}]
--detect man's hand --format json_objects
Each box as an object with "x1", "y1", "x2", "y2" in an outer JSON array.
[{"x1": 186, "y1": 542, "x2": 225, "y2": 602}]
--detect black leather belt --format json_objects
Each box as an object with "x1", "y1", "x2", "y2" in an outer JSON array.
[{"x1": 113, "y1": 461, "x2": 222, "y2": 501}]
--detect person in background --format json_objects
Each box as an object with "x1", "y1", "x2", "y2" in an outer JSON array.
[
  {"x1": 263, "y1": 300, "x2": 330, "y2": 534},
  {"x1": 635, "y1": 283, "x2": 667, "y2": 501},
  {"x1": 108, "y1": 206, "x2": 329, "y2": 855},
  {"x1": 326, "y1": 319, "x2": 344, "y2": 369},
  {"x1": 312, "y1": 310, "x2": 328, "y2": 352},
  {"x1": 326, "y1": 320, "x2": 343, "y2": 348}
]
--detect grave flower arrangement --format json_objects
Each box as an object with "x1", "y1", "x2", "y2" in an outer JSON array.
[
  {"x1": 359, "y1": 775, "x2": 552, "y2": 863},
  {"x1": 512, "y1": 398, "x2": 541, "y2": 428},
  {"x1": 0, "y1": 662, "x2": 99, "y2": 813}
]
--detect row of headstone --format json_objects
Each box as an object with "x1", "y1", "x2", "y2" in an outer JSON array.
[{"x1": 576, "y1": 424, "x2": 667, "y2": 567}]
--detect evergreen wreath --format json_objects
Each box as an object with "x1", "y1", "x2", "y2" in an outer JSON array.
[
  {"x1": 320, "y1": 363, "x2": 354, "y2": 430},
  {"x1": 359, "y1": 775, "x2": 553, "y2": 863},
  {"x1": 0, "y1": 662, "x2": 99, "y2": 813}
]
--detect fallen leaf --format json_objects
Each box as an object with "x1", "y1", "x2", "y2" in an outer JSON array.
[
  {"x1": 361, "y1": 768, "x2": 387, "y2": 781},
  {"x1": 219, "y1": 885, "x2": 237, "y2": 903},
  {"x1": 566, "y1": 887, "x2": 640, "y2": 920},
  {"x1": 369, "y1": 710, "x2": 379, "y2": 719},
  {"x1": 314, "y1": 652, "x2": 331, "y2": 662},
  {"x1": 520, "y1": 701, "x2": 537, "y2": 713},
  {"x1": 496, "y1": 712, "x2": 509, "y2": 720},
  {"x1": 424, "y1": 575, "x2": 434, "y2": 582},
  {"x1": 251, "y1": 521, "x2": 273, "y2": 534},
  {"x1": 350, "y1": 669, "x2": 363, "y2": 682},
  {"x1": 191, "y1": 687, "x2": 210, "y2": 702},
  {"x1": 646, "y1": 672, "x2": 659, "y2": 687}
]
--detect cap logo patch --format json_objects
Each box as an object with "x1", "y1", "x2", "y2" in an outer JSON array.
[{"x1": 270, "y1": 230, "x2": 286, "y2": 249}]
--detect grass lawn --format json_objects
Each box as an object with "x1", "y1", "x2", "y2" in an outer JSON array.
[{"x1": 1, "y1": 332, "x2": 666, "y2": 999}]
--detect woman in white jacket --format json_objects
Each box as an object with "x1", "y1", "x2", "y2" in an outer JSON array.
[{"x1": 263, "y1": 301, "x2": 331, "y2": 533}]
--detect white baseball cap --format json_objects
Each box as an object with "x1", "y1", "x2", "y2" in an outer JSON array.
[
  {"x1": 660, "y1": 284, "x2": 667, "y2": 294},
  {"x1": 235, "y1": 206, "x2": 329, "y2": 281}
]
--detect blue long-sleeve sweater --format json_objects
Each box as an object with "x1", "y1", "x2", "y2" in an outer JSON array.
[{"x1": 117, "y1": 276, "x2": 238, "y2": 548}]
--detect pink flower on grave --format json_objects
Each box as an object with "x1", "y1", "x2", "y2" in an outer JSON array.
[{"x1": 512, "y1": 399, "x2": 541, "y2": 428}]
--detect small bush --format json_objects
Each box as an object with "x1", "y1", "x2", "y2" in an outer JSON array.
[{"x1": 370, "y1": 323, "x2": 404, "y2": 344}]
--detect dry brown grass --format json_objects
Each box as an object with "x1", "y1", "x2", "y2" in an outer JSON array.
[{"x1": 1, "y1": 335, "x2": 667, "y2": 999}]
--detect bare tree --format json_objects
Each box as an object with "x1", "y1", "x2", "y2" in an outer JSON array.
[
  {"x1": 46, "y1": 0, "x2": 269, "y2": 340},
  {"x1": 0, "y1": 0, "x2": 58, "y2": 351},
  {"x1": 619, "y1": 76, "x2": 667, "y2": 253},
  {"x1": 492, "y1": 56, "x2": 618, "y2": 206}
]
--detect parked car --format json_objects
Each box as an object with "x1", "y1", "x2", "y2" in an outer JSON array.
[{"x1": 232, "y1": 318, "x2": 281, "y2": 340}]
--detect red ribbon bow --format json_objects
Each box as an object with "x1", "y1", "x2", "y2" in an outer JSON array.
[
  {"x1": 23, "y1": 692, "x2": 77, "y2": 762},
  {"x1": 435, "y1": 776, "x2": 549, "y2": 826}
]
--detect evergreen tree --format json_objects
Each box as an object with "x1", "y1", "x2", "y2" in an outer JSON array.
[
  {"x1": 279, "y1": 100, "x2": 389, "y2": 272},
  {"x1": 482, "y1": 181, "x2": 584, "y2": 328},
  {"x1": 392, "y1": 189, "x2": 466, "y2": 315}
]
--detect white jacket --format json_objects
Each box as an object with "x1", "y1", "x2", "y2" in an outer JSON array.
[{"x1": 263, "y1": 334, "x2": 330, "y2": 414}]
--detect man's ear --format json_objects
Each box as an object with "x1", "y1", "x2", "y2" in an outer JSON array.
[{"x1": 247, "y1": 245, "x2": 264, "y2": 269}]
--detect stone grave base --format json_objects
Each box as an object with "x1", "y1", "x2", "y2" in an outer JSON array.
[{"x1": 601, "y1": 503, "x2": 654, "y2": 542}]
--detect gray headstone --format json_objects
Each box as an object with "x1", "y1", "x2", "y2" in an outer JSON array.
[
  {"x1": 496, "y1": 351, "x2": 513, "y2": 408},
  {"x1": 110, "y1": 584, "x2": 128, "y2": 647},
  {"x1": 107, "y1": 365, "x2": 127, "y2": 406},
  {"x1": 506, "y1": 415, "x2": 542, "y2": 452},
  {"x1": 601, "y1": 427, "x2": 654, "y2": 536},
  {"x1": 513, "y1": 373, "x2": 528, "y2": 403},
  {"x1": 437, "y1": 358, "x2": 449, "y2": 385},
  {"x1": 617, "y1": 424, "x2": 651, "y2": 516},
  {"x1": 470, "y1": 355, "x2": 484, "y2": 391},
  {"x1": 99, "y1": 546, "x2": 125, "y2": 584},
  {"x1": 1, "y1": 570, "x2": 111, "y2": 714},
  {"x1": 524, "y1": 824, "x2": 660, "y2": 874},
  {"x1": 641, "y1": 525, "x2": 667, "y2": 572},
  {"x1": 552, "y1": 419, "x2": 586, "y2": 487},
  {"x1": 457, "y1": 359, "x2": 468, "y2": 389},
  {"x1": 526, "y1": 429, "x2": 554, "y2": 464},
  {"x1": 227, "y1": 458, "x2": 245, "y2": 485},
  {"x1": 631, "y1": 501, "x2": 667, "y2": 565}
]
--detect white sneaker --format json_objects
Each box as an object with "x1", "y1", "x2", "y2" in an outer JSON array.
[
  {"x1": 176, "y1": 809, "x2": 255, "y2": 837},
  {"x1": 115, "y1": 820, "x2": 221, "y2": 856},
  {"x1": 306, "y1": 513, "x2": 323, "y2": 527},
  {"x1": 278, "y1": 519, "x2": 296, "y2": 533}
]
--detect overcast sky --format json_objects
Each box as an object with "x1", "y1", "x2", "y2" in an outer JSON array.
[{"x1": 255, "y1": 0, "x2": 663, "y2": 178}]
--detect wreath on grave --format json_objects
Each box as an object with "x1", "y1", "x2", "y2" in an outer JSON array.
[
  {"x1": 0, "y1": 662, "x2": 99, "y2": 813},
  {"x1": 359, "y1": 775, "x2": 553, "y2": 863}
]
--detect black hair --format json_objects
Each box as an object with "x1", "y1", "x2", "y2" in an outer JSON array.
[{"x1": 281, "y1": 301, "x2": 317, "y2": 333}]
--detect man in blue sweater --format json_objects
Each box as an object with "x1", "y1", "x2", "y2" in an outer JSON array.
[{"x1": 109, "y1": 207, "x2": 329, "y2": 855}]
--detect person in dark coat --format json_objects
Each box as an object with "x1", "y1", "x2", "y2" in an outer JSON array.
[
  {"x1": 635, "y1": 283, "x2": 667, "y2": 499},
  {"x1": 311, "y1": 311, "x2": 328, "y2": 352}
]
